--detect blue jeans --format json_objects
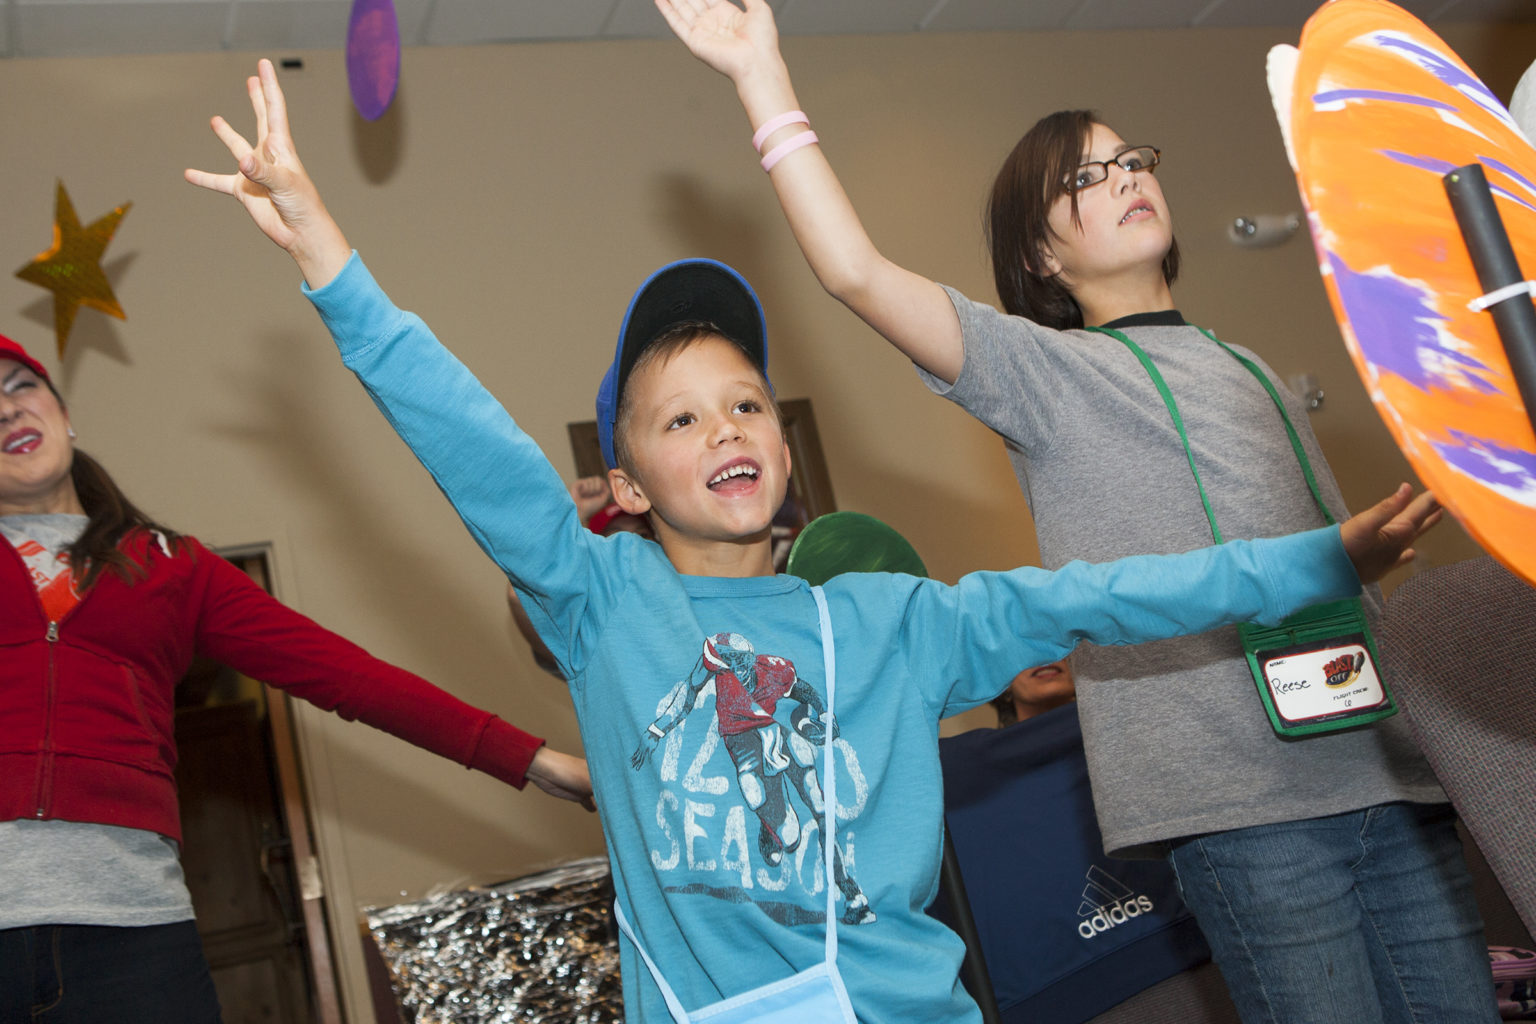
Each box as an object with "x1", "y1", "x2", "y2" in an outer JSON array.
[
  {"x1": 1167, "y1": 801, "x2": 1498, "y2": 1024},
  {"x1": 0, "y1": 921, "x2": 223, "y2": 1024}
]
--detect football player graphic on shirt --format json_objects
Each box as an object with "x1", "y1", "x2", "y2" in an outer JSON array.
[{"x1": 631, "y1": 631, "x2": 876, "y2": 925}]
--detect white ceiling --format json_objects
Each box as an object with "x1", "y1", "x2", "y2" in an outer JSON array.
[{"x1": 0, "y1": 0, "x2": 1531, "y2": 60}]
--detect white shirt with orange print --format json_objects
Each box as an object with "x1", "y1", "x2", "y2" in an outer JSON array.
[{"x1": 2, "y1": 513, "x2": 86, "y2": 623}]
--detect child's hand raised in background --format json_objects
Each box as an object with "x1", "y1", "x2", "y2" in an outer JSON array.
[
  {"x1": 1340, "y1": 483, "x2": 1442, "y2": 583},
  {"x1": 570, "y1": 476, "x2": 615, "y2": 523},
  {"x1": 184, "y1": 58, "x2": 352, "y2": 289}
]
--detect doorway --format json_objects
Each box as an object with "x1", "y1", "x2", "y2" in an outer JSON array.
[{"x1": 172, "y1": 546, "x2": 344, "y2": 1024}]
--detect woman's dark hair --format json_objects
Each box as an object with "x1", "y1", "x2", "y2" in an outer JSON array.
[
  {"x1": 986, "y1": 110, "x2": 1180, "y2": 330},
  {"x1": 38, "y1": 380, "x2": 182, "y2": 588},
  {"x1": 66, "y1": 448, "x2": 184, "y2": 589}
]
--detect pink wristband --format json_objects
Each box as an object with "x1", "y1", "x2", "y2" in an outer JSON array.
[
  {"x1": 760, "y1": 130, "x2": 819, "y2": 172},
  {"x1": 751, "y1": 110, "x2": 810, "y2": 153}
]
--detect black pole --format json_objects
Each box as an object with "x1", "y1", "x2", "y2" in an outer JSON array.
[
  {"x1": 1443, "y1": 163, "x2": 1536, "y2": 433},
  {"x1": 941, "y1": 827, "x2": 1001, "y2": 1024}
]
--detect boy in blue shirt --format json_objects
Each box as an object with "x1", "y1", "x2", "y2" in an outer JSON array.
[{"x1": 187, "y1": 60, "x2": 1442, "y2": 1024}]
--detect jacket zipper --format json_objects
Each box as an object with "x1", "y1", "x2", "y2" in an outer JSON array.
[
  {"x1": 37, "y1": 619, "x2": 60, "y2": 817},
  {"x1": 3, "y1": 533, "x2": 94, "y2": 820}
]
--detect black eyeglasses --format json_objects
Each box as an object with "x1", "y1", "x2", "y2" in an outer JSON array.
[{"x1": 1066, "y1": 146, "x2": 1161, "y2": 193}]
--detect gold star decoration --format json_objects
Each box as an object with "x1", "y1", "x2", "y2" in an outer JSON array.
[{"x1": 15, "y1": 181, "x2": 131, "y2": 358}]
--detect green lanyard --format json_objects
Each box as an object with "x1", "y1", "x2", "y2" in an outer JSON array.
[
  {"x1": 1090, "y1": 324, "x2": 1396, "y2": 738},
  {"x1": 1087, "y1": 325, "x2": 1336, "y2": 543}
]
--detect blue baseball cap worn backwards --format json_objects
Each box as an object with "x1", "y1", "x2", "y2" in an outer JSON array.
[{"x1": 596, "y1": 258, "x2": 770, "y2": 470}]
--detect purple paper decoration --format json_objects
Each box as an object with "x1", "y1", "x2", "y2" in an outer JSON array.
[{"x1": 346, "y1": 0, "x2": 400, "y2": 121}]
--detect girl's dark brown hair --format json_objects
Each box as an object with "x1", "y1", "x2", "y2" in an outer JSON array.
[
  {"x1": 65, "y1": 448, "x2": 184, "y2": 589},
  {"x1": 986, "y1": 110, "x2": 1180, "y2": 330},
  {"x1": 37, "y1": 379, "x2": 183, "y2": 588}
]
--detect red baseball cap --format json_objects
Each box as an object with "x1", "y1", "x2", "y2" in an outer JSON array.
[{"x1": 0, "y1": 333, "x2": 50, "y2": 383}]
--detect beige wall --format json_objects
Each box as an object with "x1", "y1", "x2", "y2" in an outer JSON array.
[{"x1": 2, "y1": 20, "x2": 1527, "y2": 1019}]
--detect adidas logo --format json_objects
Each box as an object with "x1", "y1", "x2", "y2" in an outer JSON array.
[{"x1": 1076, "y1": 865, "x2": 1154, "y2": 939}]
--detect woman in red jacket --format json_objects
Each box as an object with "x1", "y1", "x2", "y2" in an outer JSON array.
[{"x1": 0, "y1": 332, "x2": 592, "y2": 1023}]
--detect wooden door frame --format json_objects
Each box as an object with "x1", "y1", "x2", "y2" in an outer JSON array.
[{"x1": 218, "y1": 541, "x2": 345, "y2": 1024}]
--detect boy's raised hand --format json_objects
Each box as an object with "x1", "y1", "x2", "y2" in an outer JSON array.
[
  {"x1": 184, "y1": 58, "x2": 351, "y2": 289},
  {"x1": 1339, "y1": 483, "x2": 1443, "y2": 584},
  {"x1": 655, "y1": 0, "x2": 779, "y2": 83}
]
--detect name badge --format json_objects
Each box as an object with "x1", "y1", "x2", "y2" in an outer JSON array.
[
  {"x1": 1237, "y1": 598, "x2": 1397, "y2": 737},
  {"x1": 1258, "y1": 637, "x2": 1386, "y2": 721}
]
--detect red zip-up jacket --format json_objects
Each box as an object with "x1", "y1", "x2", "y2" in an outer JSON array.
[{"x1": 0, "y1": 529, "x2": 543, "y2": 843}]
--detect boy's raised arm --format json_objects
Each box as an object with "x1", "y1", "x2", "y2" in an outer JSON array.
[
  {"x1": 657, "y1": 0, "x2": 966, "y2": 383},
  {"x1": 186, "y1": 60, "x2": 616, "y2": 683},
  {"x1": 184, "y1": 58, "x2": 351, "y2": 290}
]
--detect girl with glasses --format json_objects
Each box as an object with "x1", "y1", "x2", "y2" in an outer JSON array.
[{"x1": 655, "y1": 1, "x2": 1498, "y2": 1021}]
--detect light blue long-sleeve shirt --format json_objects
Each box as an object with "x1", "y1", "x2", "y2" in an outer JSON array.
[{"x1": 306, "y1": 253, "x2": 1361, "y2": 1023}]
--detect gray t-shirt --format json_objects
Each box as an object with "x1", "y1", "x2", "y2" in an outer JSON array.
[
  {"x1": 0, "y1": 514, "x2": 194, "y2": 928},
  {"x1": 922, "y1": 290, "x2": 1443, "y2": 857}
]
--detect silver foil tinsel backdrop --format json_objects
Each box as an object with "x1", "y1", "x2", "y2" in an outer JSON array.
[{"x1": 364, "y1": 856, "x2": 623, "y2": 1023}]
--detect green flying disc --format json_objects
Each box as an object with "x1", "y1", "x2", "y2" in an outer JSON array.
[{"x1": 786, "y1": 511, "x2": 928, "y2": 585}]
